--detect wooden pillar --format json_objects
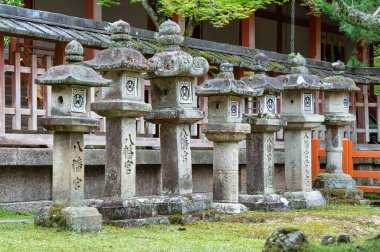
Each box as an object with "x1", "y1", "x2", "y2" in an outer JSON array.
[
  {"x1": 0, "y1": 35, "x2": 5, "y2": 133},
  {"x1": 172, "y1": 14, "x2": 186, "y2": 36},
  {"x1": 85, "y1": 0, "x2": 102, "y2": 60},
  {"x1": 240, "y1": 14, "x2": 255, "y2": 48},
  {"x1": 53, "y1": 42, "x2": 66, "y2": 66},
  {"x1": 276, "y1": 6, "x2": 283, "y2": 53},
  {"x1": 357, "y1": 43, "x2": 369, "y2": 66},
  {"x1": 308, "y1": 15, "x2": 321, "y2": 60}
]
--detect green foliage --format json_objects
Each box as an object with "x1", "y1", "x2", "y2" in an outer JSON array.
[
  {"x1": 303, "y1": 0, "x2": 380, "y2": 43},
  {"x1": 99, "y1": 0, "x2": 287, "y2": 36},
  {"x1": 0, "y1": 0, "x2": 23, "y2": 6},
  {"x1": 347, "y1": 55, "x2": 366, "y2": 67}
]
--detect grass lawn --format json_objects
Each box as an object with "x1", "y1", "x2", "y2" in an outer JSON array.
[{"x1": 1, "y1": 204, "x2": 380, "y2": 251}]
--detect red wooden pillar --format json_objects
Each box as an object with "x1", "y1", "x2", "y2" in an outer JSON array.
[
  {"x1": 0, "y1": 35, "x2": 5, "y2": 133},
  {"x1": 308, "y1": 15, "x2": 321, "y2": 60},
  {"x1": 147, "y1": 0, "x2": 157, "y2": 31},
  {"x1": 172, "y1": 14, "x2": 186, "y2": 35},
  {"x1": 241, "y1": 14, "x2": 255, "y2": 49},
  {"x1": 357, "y1": 43, "x2": 369, "y2": 66},
  {"x1": 85, "y1": 0, "x2": 102, "y2": 60}
]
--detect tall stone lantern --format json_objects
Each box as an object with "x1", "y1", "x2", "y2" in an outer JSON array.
[
  {"x1": 143, "y1": 20, "x2": 209, "y2": 196},
  {"x1": 238, "y1": 53, "x2": 289, "y2": 210},
  {"x1": 277, "y1": 53, "x2": 327, "y2": 208},
  {"x1": 313, "y1": 61, "x2": 363, "y2": 199},
  {"x1": 34, "y1": 40, "x2": 111, "y2": 231},
  {"x1": 196, "y1": 62, "x2": 261, "y2": 213},
  {"x1": 85, "y1": 20, "x2": 154, "y2": 201}
]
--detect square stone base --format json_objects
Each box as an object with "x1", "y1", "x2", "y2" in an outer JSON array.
[
  {"x1": 239, "y1": 194, "x2": 290, "y2": 211},
  {"x1": 98, "y1": 194, "x2": 212, "y2": 221},
  {"x1": 282, "y1": 191, "x2": 327, "y2": 209},
  {"x1": 35, "y1": 206, "x2": 102, "y2": 232},
  {"x1": 212, "y1": 202, "x2": 248, "y2": 214},
  {"x1": 61, "y1": 206, "x2": 102, "y2": 232}
]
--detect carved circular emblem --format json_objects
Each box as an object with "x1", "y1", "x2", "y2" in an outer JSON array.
[
  {"x1": 266, "y1": 98, "x2": 275, "y2": 113},
  {"x1": 343, "y1": 97, "x2": 349, "y2": 108},
  {"x1": 126, "y1": 79, "x2": 135, "y2": 92},
  {"x1": 180, "y1": 85, "x2": 190, "y2": 101},
  {"x1": 73, "y1": 93, "x2": 84, "y2": 108},
  {"x1": 304, "y1": 96, "x2": 311, "y2": 109},
  {"x1": 231, "y1": 104, "x2": 237, "y2": 114}
]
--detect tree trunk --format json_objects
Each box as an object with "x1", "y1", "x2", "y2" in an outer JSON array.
[
  {"x1": 334, "y1": 0, "x2": 380, "y2": 34},
  {"x1": 140, "y1": 0, "x2": 162, "y2": 30}
]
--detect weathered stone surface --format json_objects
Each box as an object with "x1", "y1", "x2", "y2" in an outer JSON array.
[
  {"x1": 313, "y1": 173, "x2": 357, "y2": 190},
  {"x1": 319, "y1": 188, "x2": 363, "y2": 204},
  {"x1": 196, "y1": 62, "x2": 263, "y2": 97},
  {"x1": 42, "y1": 116, "x2": 100, "y2": 132},
  {"x1": 52, "y1": 132, "x2": 85, "y2": 207},
  {"x1": 35, "y1": 206, "x2": 66, "y2": 228},
  {"x1": 105, "y1": 217, "x2": 170, "y2": 228},
  {"x1": 263, "y1": 227, "x2": 308, "y2": 252},
  {"x1": 321, "y1": 235, "x2": 336, "y2": 245},
  {"x1": 282, "y1": 191, "x2": 327, "y2": 209},
  {"x1": 61, "y1": 206, "x2": 102, "y2": 232},
  {"x1": 323, "y1": 61, "x2": 360, "y2": 92},
  {"x1": 337, "y1": 234, "x2": 351, "y2": 244},
  {"x1": 35, "y1": 41, "x2": 110, "y2": 87},
  {"x1": 98, "y1": 194, "x2": 212, "y2": 220},
  {"x1": 239, "y1": 194, "x2": 290, "y2": 211},
  {"x1": 212, "y1": 203, "x2": 248, "y2": 214}
]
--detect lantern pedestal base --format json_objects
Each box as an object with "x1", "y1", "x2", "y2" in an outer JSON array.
[
  {"x1": 97, "y1": 194, "x2": 212, "y2": 222},
  {"x1": 212, "y1": 202, "x2": 248, "y2": 214},
  {"x1": 313, "y1": 173, "x2": 357, "y2": 190},
  {"x1": 239, "y1": 194, "x2": 290, "y2": 211},
  {"x1": 282, "y1": 191, "x2": 327, "y2": 209}
]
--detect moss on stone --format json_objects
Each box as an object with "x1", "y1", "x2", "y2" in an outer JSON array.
[
  {"x1": 320, "y1": 188, "x2": 363, "y2": 205},
  {"x1": 35, "y1": 205, "x2": 66, "y2": 229},
  {"x1": 168, "y1": 214, "x2": 185, "y2": 225}
]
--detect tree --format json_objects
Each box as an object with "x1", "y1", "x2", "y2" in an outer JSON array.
[
  {"x1": 99, "y1": 0, "x2": 287, "y2": 37},
  {"x1": 302, "y1": 0, "x2": 380, "y2": 43}
]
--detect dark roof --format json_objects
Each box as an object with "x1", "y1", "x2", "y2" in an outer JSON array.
[{"x1": 0, "y1": 4, "x2": 379, "y2": 84}]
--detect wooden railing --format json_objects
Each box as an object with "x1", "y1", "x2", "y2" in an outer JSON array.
[{"x1": 311, "y1": 138, "x2": 380, "y2": 193}]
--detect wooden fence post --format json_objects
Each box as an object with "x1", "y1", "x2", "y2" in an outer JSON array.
[
  {"x1": 311, "y1": 138, "x2": 320, "y2": 180},
  {"x1": 342, "y1": 138, "x2": 349, "y2": 174}
]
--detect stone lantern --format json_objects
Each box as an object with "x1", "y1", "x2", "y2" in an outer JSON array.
[
  {"x1": 238, "y1": 53, "x2": 289, "y2": 210},
  {"x1": 313, "y1": 61, "x2": 363, "y2": 199},
  {"x1": 84, "y1": 20, "x2": 154, "y2": 202},
  {"x1": 143, "y1": 20, "x2": 209, "y2": 197},
  {"x1": 277, "y1": 53, "x2": 327, "y2": 208},
  {"x1": 196, "y1": 62, "x2": 262, "y2": 213},
  {"x1": 34, "y1": 40, "x2": 111, "y2": 231}
]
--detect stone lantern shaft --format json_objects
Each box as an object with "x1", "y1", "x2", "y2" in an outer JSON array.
[
  {"x1": 34, "y1": 40, "x2": 110, "y2": 232},
  {"x1": 143, "y1": 20, "x2": 209, "y2": 196},
  {"x1": 313, "y1": 61, "x2": 363, "y2": 201},
  {"x1": 85, "y1": 20, "x2": 154, "y2": 200},
  {"x1": 197, "y1": 62, "x2": 261, "y2": 213},
  {"x1": 277, "y1": 53, "x2": 327, "y2": 208}
]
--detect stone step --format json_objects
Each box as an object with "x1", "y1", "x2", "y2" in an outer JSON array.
[
  {"x1": 98, "y1": 195, "x2": 212, "y2": 221},
  {"x1": 105, "y1": 217, "x2": 170, "y2": 228},
  {"x1": 104, "y1": 209, "x2": 220, "y2": 228}
]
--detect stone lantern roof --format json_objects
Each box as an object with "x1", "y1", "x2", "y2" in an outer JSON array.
[
  {"x1": 322, "y1": 61, "x2": 360, "y2": 92},
  {"x1": 277, "y1": 53, "x2": 324, "y2": 91},
  {"x1": 143, "y1": 20, "x2": 209, "y2": 78},
  {"x1": 84, "y1": 20, "x2": 155, "y2": 72},
  {"x1": 35, "y1": 40, "x2": 111, "y2": 87},
  {"x1": 241, "y1": 53, "x2": 283, "y2": 93},
  {"x1": 196, "y1": 62, "x2": 263, "y2": 97}
]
